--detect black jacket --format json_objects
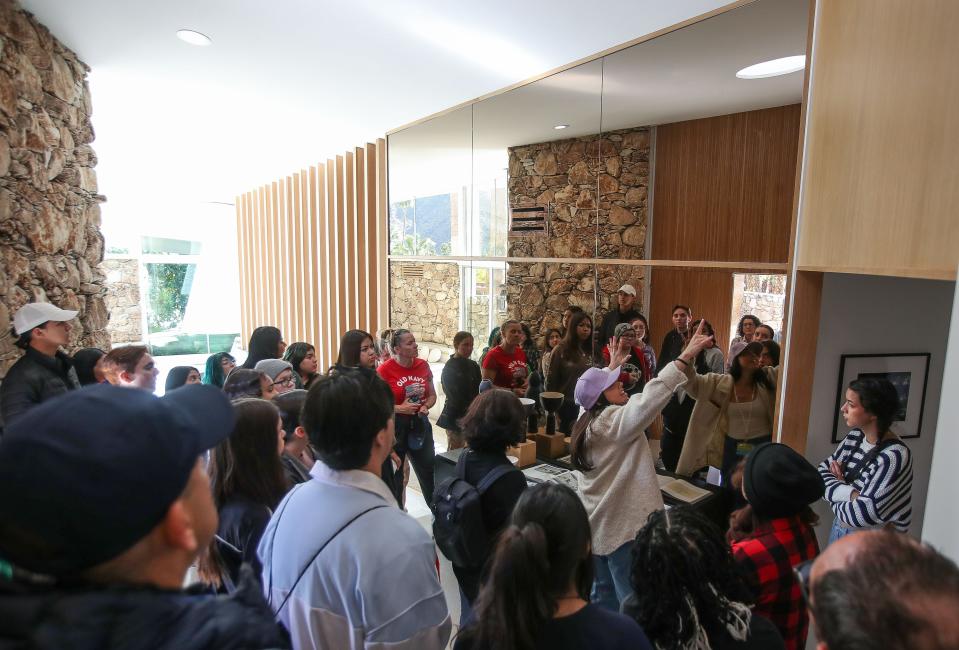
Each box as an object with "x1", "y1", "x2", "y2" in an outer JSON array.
[
  {"x1": 599, "y1": 307, "x2": 641, "y2": 350},
  {"x1": 215, "y1": 497, "x2": 273, "y2": 590},
  {"x1": 0, "y1": 347, "x2": 80, "y2": 427},
  {"x1": 0, "y1": 565, "x2": 291, "y2": 649},
  {"x1": 437, "y1": 356, "x2": 482, "y2": 431}
]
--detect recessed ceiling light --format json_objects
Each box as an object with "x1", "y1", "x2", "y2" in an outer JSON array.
[
  {"x1": 176, "y1": 29, "x2": 212, "y2": 46},
  {"x1": 554, "y1": 124, "x2": 569, "y2": 130},
  {"x1": 736, "y1": 55, "x2": 805, "y2": 79}
]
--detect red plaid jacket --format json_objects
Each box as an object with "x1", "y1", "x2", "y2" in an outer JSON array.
[{"x1": 732, "y1": 516, "x2": 820, "y2": 650}]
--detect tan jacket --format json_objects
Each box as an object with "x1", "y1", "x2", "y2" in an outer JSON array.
[{"x1": 675, "y1": 365, "x2": 778, "y2": 476}]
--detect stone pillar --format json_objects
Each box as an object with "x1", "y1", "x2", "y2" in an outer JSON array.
[{"x1": 0, "y1": 2, "x2": 108, "y2": 375}]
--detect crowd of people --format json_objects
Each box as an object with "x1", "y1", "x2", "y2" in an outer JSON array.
[{"x1": 0, "y1": 295, "x2": 952, "y2": 650}]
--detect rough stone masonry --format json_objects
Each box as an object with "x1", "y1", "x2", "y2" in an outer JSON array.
[{"x1": 0, "y1": 1, "x2": 109, "y2": 376}]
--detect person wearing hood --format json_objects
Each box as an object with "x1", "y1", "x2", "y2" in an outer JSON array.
[
  {"x1": 569, "y1": 320, "x2": 714, "y2": 612},
  {"x1": 0, "y1": 384, "x2": 289, "y2": 649},
  {"x1": 731, "y1": 443, "x2": 824, "y2": 650}
]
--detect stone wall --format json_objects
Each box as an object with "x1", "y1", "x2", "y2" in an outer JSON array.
[
  {"x1": 102, "y1": 258, "x2": 141, "y2": 344},
  {"x1": 0, "y1": 3, "x2": 107, "y2": 375},
  {"x1": 390, "y1": 261, "x2": 460, "y2": 345},
  {"x1": 506, "y1": 127, "x2": 650, "y2": 339},
  {"x1": 735, "y1": 274, "x2": 786, "y2": 336}
]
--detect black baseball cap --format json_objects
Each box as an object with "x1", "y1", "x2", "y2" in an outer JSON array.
[{"x1": 0, "y1": 383, "x2": 235, "y2": 576}]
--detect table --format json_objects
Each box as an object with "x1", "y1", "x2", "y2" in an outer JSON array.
[{"x1": 435, "y1": 448, "x2": 727, "y2": 531}]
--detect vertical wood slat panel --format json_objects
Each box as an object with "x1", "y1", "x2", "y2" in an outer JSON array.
[
  {"x1": 254, "y1": 187, "x2": 266, "y2": 332},
  {"x1": 345, "y1": 151, "x2": 358, "y2": 331},
  {"x1": 355, "y1": 147, "x2": 369, "y2": 335},
  {"x1": 334, "y1": 156, "x2": 348, "y2": 339},
  {"x1": 284, "y1": 176, "x2": 295, "y2": 343},
  {"x1": 296, "y1": 170, "x2": 310, "y2": 348},
  {"x1": 325, "y1": 161, "x2": 337, "y2": 368},
  {"x1": 234, "y1": 141, "x2": 387, "y2": 363},
  {"x1": 375, "y1": 139, "x2": 389, "y2": 332},
  {"x1": 235, "y1": 197, "x2": 248, "y2": 346}
]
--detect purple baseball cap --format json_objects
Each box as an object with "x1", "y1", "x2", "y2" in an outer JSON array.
[{"x1": 575, "y1": 366, "x2": 622, "y2": 410}]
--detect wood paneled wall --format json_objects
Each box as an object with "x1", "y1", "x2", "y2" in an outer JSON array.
[
  {"x1": 648, "y1": 268, "x2": 734, "y2": 358},
  {"x1": 796, "y1": 0, "x2": 959, "y2": 281},
  {"x1": 236, "y1": 139, "x2": 389, "y2": 371},
  {"x1": 652, "y1": 104, "x2": 801, "y2": 263}
]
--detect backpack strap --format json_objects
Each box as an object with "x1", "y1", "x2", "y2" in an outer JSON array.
[{"x1": 475, "y1": 464, "x2": 516, "y2": 494}]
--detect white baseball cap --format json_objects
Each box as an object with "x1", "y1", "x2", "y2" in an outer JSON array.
[
  {"x1": 618, "y1": 284, "x2": 637, "y2": 296},
  {"x1": 13, "y1": 302, "x2": 79, "y2": 336}
]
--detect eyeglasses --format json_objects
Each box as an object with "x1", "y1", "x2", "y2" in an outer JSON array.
[
  {"x1": 793, "y1": 559, "x2": 814, "y2": 605},
  {"x1": 272, "y1": 376, "x2": 295, "y2": 388}
]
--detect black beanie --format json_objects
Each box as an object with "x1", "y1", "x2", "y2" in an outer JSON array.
[{"x1": 743, "y1": 443, "x2": 825, "y2": 519}]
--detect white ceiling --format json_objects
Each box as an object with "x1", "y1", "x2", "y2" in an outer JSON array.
[
  {"x1": 20, "y1": 0, "x2": 735, "y2": 243},
  {"x1": 391, "y1": 0, "x2": 808, "y2": 198}
]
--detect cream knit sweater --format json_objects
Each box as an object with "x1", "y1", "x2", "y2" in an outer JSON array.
[{"x1": 576, "y1": 362, "x2": 687, "y2": 556}]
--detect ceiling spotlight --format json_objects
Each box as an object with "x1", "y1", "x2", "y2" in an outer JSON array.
[
  {"x1": 736, "y1": 55, "x2": 805, "y2": 79},
  {"x1": 554, "y1": 124, "x2": 569, "y2": 130},
  {"x1": 176, "y1": 29, "x2": 212, "y2": 46}
]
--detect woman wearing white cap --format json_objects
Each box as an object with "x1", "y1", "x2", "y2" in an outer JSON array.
[
  {"x1": 569, "y1": 320, "x2": 713, "y2": 612},
  {"x1": 0, "y1": 301, "x2": 80, "y2": 425}
]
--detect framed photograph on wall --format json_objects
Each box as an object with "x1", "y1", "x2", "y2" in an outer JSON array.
[{"x1": 831, "y1": 353, "x2": 931, "y2": 443}]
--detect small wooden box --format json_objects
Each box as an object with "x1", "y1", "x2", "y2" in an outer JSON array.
[
  {"x1": 533, "y1": 432, "x2": 568, "y2": 459},
  {"x1": 507, "y1": 440, "x2": 538, "y2": 468}
]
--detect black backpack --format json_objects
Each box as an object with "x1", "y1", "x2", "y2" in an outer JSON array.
[{"x1": 433, "y1": 453, "x2": 516, "y2": 568}]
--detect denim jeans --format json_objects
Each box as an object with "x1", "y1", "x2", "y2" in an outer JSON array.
[
  {"x1": 395, "y1": 414, "x2": 436, "y2": 511},
  {"x1": 591, "y1": 541, "x2": 635, "y2": 612},
  {"x1": 828, "y1": 517, "x2": 861, "y2": 545}
]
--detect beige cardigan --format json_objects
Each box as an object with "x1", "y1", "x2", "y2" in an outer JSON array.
[
  {"x1": 674, "y1": 365, "x2": 778, "y2": 476},
  {"x1": 576, "y1": 362, "x2": 687, "y2": 555}
]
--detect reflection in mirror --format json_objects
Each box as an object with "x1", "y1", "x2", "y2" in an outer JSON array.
[
  {"x1": 387, "y1": 106, "x2": 472, "y2": 257},
  {"x1": 471, "y1": 58, "x2": 604, "y2": 347}
]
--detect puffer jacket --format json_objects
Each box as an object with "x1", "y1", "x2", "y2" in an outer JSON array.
[
  {"x1": 0, "y1": 565, "x2": 290, "y2": 649},
  {"x1": 0, "y1": 348, "x2": 80, "y2": 427}
]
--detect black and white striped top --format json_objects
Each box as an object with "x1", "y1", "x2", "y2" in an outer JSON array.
[{"x1": 818, "y1": 428, "x2": 912, "y2": 532}]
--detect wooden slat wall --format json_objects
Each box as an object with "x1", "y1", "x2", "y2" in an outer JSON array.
[
  {"x1": 235, "y1": 139, "x2": 389, "y2": 371},
  {"x1": 648, "y1": 268, "x2": 734, "y2": 359},
  {"x1": 652, "y1": 104, "x2": 801, "y2": 263},
  {"x1": 796, "y1": 0, "x2": 959, "y2": 281}
]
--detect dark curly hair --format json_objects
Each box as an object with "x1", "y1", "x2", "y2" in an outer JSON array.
[
  {"x1": 627, "y1": 507, "x2": 754, "y2": 649},
  {"x1": 460, "y1": 388, "x2": 526, "y2": 453},
  {"x1": 848, "y1": 377, "x2": 901, "y2": 433}
]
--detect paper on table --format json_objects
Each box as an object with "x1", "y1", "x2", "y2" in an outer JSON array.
[
  {"x1": 660, "y1": 478, "x2": 711, "y2": 504},
  {"x1": 706, "y1": 466, "x2": 723, "y2": 487}
]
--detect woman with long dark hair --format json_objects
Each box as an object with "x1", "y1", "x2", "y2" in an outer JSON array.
[
  {"x1": 164, "y1": 365, "x2": 200, "y2": 393},
  {"x1": 818, "y1": 377, "x2": 913, "y2": 540},
  {"x1": 689, "y1": 319, "x2": 724, "y2": 374},
  {"x1": 625, "y1": 507, "x2": 784, "y2": 650},
  {"x1": 455, "y1": 483, "x2": 652, "y2": 650},
  {"x1": 335, "y1": 329, "x2": 378, "y2": 370},
  {"x1": 569, "y1": 322, "x2": 712, "y2": 612},
  {"x1": 203, "y1": 351, "x2": 236, "y2": 388},
  {"x1": 674, "y1": 339, "x2": 778, "y2": 479},
  {"x1": 545, "y1": 311, "x2": 595, "y2": 435},
  {"x1": 198, "y1": 398, "x2": 287, "y2": 591},
  {"x1": 628, "y1": 315, "x2": 656, "y2": 379},
  {"x1": 283, "y1": 342, "x2": 319, "y2": 389},
  {"x1": 333, "y1": 329, "x2": 407, "y2": 503},
  {"x1": 437, "y1": 331, "x2": 482, "y2": 450},
  {"x1": 376, "y1": 329, "x2": 437, "y2": 507},
  {"x1": 72, "y1": 347, "x2": 105, "y2": 385},
  {"x1": 240, "y1": 326, "x2": 285, "y2": 369}
]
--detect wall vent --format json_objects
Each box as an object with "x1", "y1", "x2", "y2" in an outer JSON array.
[
  {"x1": 509, "y1": 206, "x2": 547, "y2": 236},
  {"x1": 401, "y1": 265, "x2": 425, "y2": 279}
]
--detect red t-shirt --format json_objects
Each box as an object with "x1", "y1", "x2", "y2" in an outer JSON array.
[
  {"x1": 377, "y1": 357, "x2": 433, "y2": 405},
  {"x1": 482, "y1": 345, "x2": 528, "y2": 389}
]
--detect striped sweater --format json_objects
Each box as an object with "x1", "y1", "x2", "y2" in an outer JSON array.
[{"x1": 818, "y1": 429, "x2": 913, "y2": 532}]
